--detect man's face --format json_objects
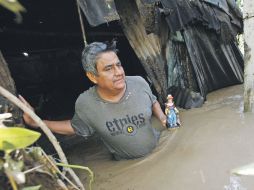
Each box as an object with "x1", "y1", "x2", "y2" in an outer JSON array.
[{"x1": 93, "y1": 51, "x2": 126, "y2": 92}]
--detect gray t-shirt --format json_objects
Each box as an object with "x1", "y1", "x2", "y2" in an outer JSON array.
[{"x1": 71, "y1": 76, "x2": 160, "y2": 159}]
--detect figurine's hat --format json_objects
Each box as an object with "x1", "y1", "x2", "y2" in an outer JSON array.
[{"x1": 167, "y1": 94, "x2": 173, "y2": 99}]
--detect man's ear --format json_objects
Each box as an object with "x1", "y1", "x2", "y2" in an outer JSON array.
[{"x1": 86, "y1": 72, "x2": 97, "y2": 84}]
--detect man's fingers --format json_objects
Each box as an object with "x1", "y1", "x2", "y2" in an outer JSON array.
[
  {"x1": 162, "y1": 119, "x2": 167, "y2": 127},
  {"x1": 18, "y1": 95, "x2": 37, "y2": 127}
]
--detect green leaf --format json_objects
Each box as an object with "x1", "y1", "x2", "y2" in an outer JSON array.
[
  {"x1": 22, "y1": 185, "x2": 41, "y2": 190},
  {"x1": 0, "y1": 0, "x2": 26, "y2": 23},
  {"x1": 0, "y1": 158, "x2": 4, "y2": 170},
  {"x1": 0, "y1": 0, "x2": 26, "y2": 13},
  {"x1": 0, "y1": 127, "x2": 41, "y2": 151}
]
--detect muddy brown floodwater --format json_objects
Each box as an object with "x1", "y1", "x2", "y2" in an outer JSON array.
[{"x1": 66, "y1": 84, "x2": 254, "y2": 190}]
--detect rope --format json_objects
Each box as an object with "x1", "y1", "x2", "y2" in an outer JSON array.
[{"x1": 76, "y1": 0, "x2": 87, "y2": 47}]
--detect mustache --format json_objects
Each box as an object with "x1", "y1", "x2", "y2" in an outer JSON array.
[{"x1": 113, "y1": 76, "x2": 125, "y2": 82}]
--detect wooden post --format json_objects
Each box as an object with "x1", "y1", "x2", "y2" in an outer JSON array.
[
  {"x1": 0, "y1": 51, "x2": 16, "y2": 94},
  {"x1": 114, "y1": 0, "x2": 168, "y2": 104},
  {"x1": 243, "y1": 0, "x2": 254, "y2": 112},
  {"x1": 0, "y1": 51, "x2": 22, "y2": 121}
]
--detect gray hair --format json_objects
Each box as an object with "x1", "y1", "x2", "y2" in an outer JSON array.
[{"x1": 81, "y1": 41, "x2": 117, "y2": 75}]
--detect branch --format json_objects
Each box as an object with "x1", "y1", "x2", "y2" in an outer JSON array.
[{"x1": 0, "y1": 85, "x2": 85, "y2": 190}]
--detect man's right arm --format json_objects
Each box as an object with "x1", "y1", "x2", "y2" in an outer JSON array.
[
  {"x1": 42, "y1": 120, "x2": 75, "y2": 135},
  {"x1": 19, "y1": 95, "x2": 75, "y2": 135}
]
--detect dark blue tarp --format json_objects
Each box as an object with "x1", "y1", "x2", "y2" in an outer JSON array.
[
  {"x1": 78, "y1": 0, "x2": 119, "y2": 26},
  {"x1": 183, "y1": 27, "x2": 243, "y2": 97}
]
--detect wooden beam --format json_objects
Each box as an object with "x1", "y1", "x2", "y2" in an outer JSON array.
[{"x1": 114, "y1": 0, "x2": 168, "y2": 104}]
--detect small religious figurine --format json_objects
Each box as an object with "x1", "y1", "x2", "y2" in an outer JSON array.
[{"x1": 165, "y1": 94, "x2": 181, "y2": 130}]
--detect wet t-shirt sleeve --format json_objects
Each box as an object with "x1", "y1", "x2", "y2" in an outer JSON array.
[
  {"x1": 71, "y1": 112, "x2": 95, "y2": 137},
  {"x1": 137, "y1": 76, "x2": 157, "y2": 104}
]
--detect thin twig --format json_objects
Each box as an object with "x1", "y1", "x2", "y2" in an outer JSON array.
[
  {"x1": 0, "y1": 86, "x2": 85, "y2": 190},
  {"x1": 39, "y1": 148, "x2": 80, "y2": 190},
  {"x1": 243, "y1": 13, "x2": 254, "y2": 20},
  {"x1": 23, "y1": 164, "x2": 44, "y2": 174}
]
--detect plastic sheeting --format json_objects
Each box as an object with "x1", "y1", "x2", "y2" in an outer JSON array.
[
  {"x1": 160, "y1": 0, "x2": 242, "y2": 38},
  {"x1": 161, "y1": 0, "x2": 243, "y2": 100},
  {"x1": 203, "y1": 0, "x2": 229, "y2": 13},
  {"x1": 203, "y1": 0, "x2": 243, "y2": 19},
  {"x1": 160, "y1": 0, "x2": 201, "y2": 33},
  {"x1": 183, "y1": 27, "x2": 243, "y2": 97},
  {"x1": 78, "y1": 0, "x2": 119, "y2": 26},
  {"x1": 167, "y1": 86, "x2": 204, "y2": 109}
]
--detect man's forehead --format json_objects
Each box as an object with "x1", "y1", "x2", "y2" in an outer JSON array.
[
  {"x1": 98, "y1": 61, "x2": 121, "y2": 70},
  {"x1": 97, "y1": 50, "x2": 117, "y2": 58},
  {"x1": 97, "y1": 52, "x2": 119, "y2": 64}
]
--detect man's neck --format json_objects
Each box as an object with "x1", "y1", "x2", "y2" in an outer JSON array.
[{"x1": 96, "y1": 85, "x2": 126, "y2": 103}]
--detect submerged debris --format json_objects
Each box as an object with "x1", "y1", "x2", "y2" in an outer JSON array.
[{"x1": 224, "y1": 175, "x2": 247, "y2": 190}]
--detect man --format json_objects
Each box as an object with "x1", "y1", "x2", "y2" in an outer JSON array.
[{"x1": 20, "y1": 41, "x2": 167, "y2": 160}]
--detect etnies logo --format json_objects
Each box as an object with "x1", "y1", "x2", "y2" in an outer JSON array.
[
  {"x1": 123, "y1": 124, "x2": 137, "y2": 136},
  {"x1": 106, "y1": 113, "x2": 145, "y2": 136},
  {"x1": 127, "y1": 126, "x2": 134, "y2": 133}
]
